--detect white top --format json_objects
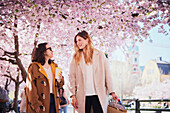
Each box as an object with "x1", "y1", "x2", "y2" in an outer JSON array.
[
  {"x1": 82, "y1": 54, "x2": 97, "y2": 96},
  {"x1": 43, "y1": 66, "x2": 53, "y2": 93}
]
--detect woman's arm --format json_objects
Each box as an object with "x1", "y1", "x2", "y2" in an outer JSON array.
[
  {"x1": 68, "y1": 60, "x2": 79, "y2": 109},
  {"x1": 103, "y1": 53, "x2": 115, "y2": 93},
  {"x1": 103, "y1": 53, "x2": 118, "y2": 101},
  {"x1": 68, "y1": 60, "x2": 77, "y2": 97},
  {"x1": 26, "y1": 64, "x2": 42, "y2": 110}
]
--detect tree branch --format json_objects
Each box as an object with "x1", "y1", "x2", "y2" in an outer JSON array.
[
  {"x1": 5, "y1": 78, "x2": 11, "y2": 90},
  {"x1": 0, "y1": 47, "x2": 15, "y2": 56},
  {"x1": 3, "y1": 74, "x2": 16, "y2": 82},
  {"x1": 19, "y1": 79, "x2": 24, "y2": 84},
  {"x1": 0, "y1": 57, "x2": 17, "y2": 64},
  {"x1": 19, "y1": 53, "x2": 31, "y2": 56}
]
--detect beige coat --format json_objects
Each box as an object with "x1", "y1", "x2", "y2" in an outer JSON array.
[
  {"x1": 69, "y1": 50, "x2": 115, "y2": 113},
  {"x1": 26, "y1": 62, "x2": 64, "y2": 113}
]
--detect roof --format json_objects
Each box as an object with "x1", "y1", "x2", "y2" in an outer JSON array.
[{"x1": 157, "y1": 63, "x2": 170, "y2": 75}]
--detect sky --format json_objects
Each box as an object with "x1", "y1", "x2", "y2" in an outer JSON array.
[
  {"x1": 111, "y1": 24, "x2": 170, "y2": 66},
  {"x1": 137, "y1": 24, "x2": 170, "y2": 66}
]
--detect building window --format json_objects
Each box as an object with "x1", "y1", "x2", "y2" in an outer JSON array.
[{"x1": 134, "y1": 68, "x2": 136, "y2": 71}]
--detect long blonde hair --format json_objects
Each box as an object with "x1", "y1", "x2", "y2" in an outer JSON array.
[{"x1": 73, "y1": 30, "x2": 94, "y2": 65}]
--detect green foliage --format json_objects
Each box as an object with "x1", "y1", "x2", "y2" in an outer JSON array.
[
  {"x1": 15, "y1": 9, "x2": 19, "y2": 12},
  {"x1": 153, "y1": 105, "x2": 161, "y2": 108}
]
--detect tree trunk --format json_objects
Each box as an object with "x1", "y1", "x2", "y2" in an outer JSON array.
[
  {"x1": 14, "y1": 15, "x2": 27, "y2": 82},
  {"x1": 5, "y1": 78, "x2": 11, "y2": 91},
  {"x1": 13, "y1": 76, "x2": 20, "y2": 113}
]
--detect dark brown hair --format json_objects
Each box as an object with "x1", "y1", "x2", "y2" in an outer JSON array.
[{"x1": 32, "y1": 42, "x2": 52, "y2": 65}]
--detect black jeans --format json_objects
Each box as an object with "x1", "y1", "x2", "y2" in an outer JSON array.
[
  {"x1": 50, "y1": 93, "x2": 56, "y2": 113},
  {"x1": 85, "y1": 95, "x2": 103, "y2": 113},
  {"x1": 0, "y1": 103, "x2": 6, "y2": 113}
]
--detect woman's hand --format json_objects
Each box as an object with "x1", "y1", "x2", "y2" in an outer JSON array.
[
  {"x1": 56, "y1": 71, "x2": 62, "y2": 82},
  {"x1": 111, "y1": 92, "x2": 118, "y2": 103},
  {"x1": 72, "y1": 95, "x2": 78, "y2": 109},
  {"x1": 58, "y1": 71, "x2": 62, "y2": 79}
]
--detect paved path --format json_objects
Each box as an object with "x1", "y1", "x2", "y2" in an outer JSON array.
[
  {"x1": 67, "y1": 105, "x2": 170, "y2": 113},
  {"x1": 8, "y1": 107, "x2": 170, "y2": 113}
]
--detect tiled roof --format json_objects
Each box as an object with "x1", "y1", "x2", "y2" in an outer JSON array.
[{"x1": 157, "y1": 63, "x2": 170, "y2": 75}]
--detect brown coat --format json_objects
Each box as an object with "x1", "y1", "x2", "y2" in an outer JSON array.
[
  {"x1": 26, "y1": 62, "x2": 64, "y2": 113},
  {"x1": 69, "y1": 50, "x2": 115, "y2": 113}
]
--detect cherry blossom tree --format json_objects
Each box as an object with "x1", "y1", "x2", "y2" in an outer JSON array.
[
  {"x1": 0, "y1": 0, "x2": 169, "y2": 112},
  {"x1": 133, "y1": 79, "x2": 170, "y2": 99}
]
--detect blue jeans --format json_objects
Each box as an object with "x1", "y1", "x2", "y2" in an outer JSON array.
[{"x1": 60, "y1": 106, "x2": 68, "y2": 113}]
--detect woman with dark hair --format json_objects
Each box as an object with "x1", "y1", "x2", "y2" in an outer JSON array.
[
  {"x1": 69, "y1": 31, "x2": 118, "y2": 113},
  {"x1": 58, "y1": 87, "x2": 69, "y2": 113},
  {"x1": 26, "y1": 42, "x2": 64, "y2": 113}
]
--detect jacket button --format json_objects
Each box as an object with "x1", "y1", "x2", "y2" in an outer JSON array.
[
  {"x1": 43, "y1": 94, "x2": 45, "y2": 99},
  {"x1": 44, "y1": 82, "x2": 46, "y2": 86},
  {"x1": 43, "y1": 106, "x2": 45, "y2": 111},
  {"x1": 41, "y1": 81, "x2": 46, "y2": 86},
  {"x1": 41, "y1": 93, "x2": 45, "y2": 99},
  {"x1": 41, "y1": 81, "x2": 44, "y2": 84}
]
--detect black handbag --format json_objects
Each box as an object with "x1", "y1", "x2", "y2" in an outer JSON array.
[{"x1": 60, "y1": 96, "x2": 67, "y2": 105}]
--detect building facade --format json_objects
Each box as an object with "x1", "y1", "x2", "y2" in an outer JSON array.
[{"x1": 142, "y1": 59, "x2": 170, "y2": 85}]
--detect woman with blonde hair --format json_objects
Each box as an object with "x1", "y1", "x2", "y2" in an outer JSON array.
[{"x1": 69, "y1": 30, "x2": 118, "y2": 113}]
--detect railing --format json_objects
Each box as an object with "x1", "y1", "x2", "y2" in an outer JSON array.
[{"x1": 133, "y1": 99, "x2": 170, "y2": 113}]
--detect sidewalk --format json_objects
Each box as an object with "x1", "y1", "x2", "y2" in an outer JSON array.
[
  {"x1": 67, "y1": 105, "x2": 74, "y2": 113},
  {"x1": 67, "y1": 105, "x2": 170, "y2": 113}
]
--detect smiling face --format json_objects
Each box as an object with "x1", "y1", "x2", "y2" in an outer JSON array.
[{"x1": 76, "y1": 36, "x2": 88, "y2": 50}]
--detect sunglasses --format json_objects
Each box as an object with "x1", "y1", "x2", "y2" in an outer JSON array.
[{"x1": 46, "y1": 47, "x2": 52, "y2": 51}]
